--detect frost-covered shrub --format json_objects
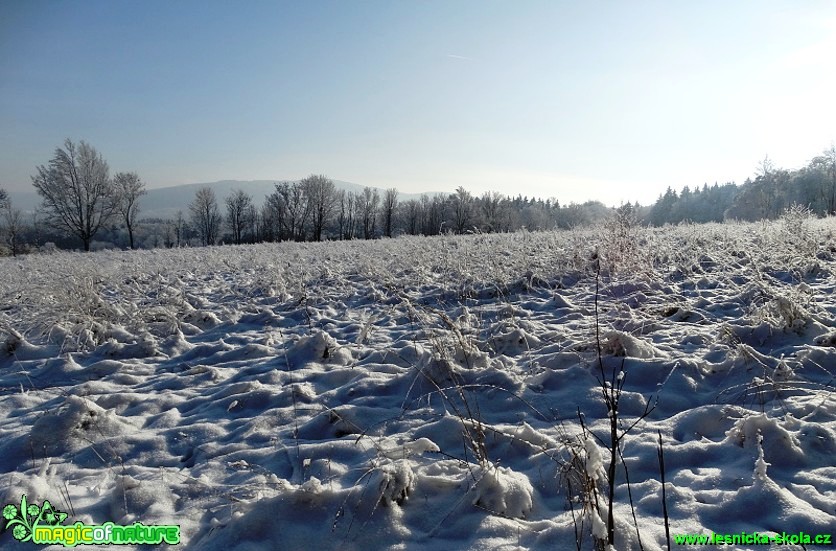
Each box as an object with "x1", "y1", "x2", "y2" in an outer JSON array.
[
  {"x1": 371, "y1": 460, "x2": 416, "y2": 506},
  {"x1": 755, "y1": 293, "x2": 812, "y2": 333},
  {"x1": 599, "y1": 204, "x2": 643, "y2": 273},
  {"x1": 780, "y1": 203, "x2": 815, "y2": 248}
]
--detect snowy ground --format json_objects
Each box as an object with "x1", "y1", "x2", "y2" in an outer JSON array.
[{"x1": 1, "y1": 217, "x2": 835, "y2": 550}]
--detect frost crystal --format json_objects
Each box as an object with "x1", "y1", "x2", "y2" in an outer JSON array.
[{"x1": 753, "y1": 431, "x2": 770, "y2": 483}]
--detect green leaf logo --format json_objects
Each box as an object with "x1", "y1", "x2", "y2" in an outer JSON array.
[
  {"x1": 38, "y1": 500, "x2": 67, "y2": 526},
  {"x1": 3, "y1": 494, "x2": 67, "y2": 542}
]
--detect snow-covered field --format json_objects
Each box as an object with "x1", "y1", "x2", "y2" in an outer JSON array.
[{"x1": 1, "y1": 217, "x2": 835, "y2": 550}]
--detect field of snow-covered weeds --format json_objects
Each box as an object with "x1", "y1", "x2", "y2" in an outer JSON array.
[{"x1": 1, "y1": 216, "x2": 835, "y2": 550}]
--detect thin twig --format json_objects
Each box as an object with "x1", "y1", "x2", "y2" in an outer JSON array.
[{"x1": 658, "y1": 430, "x2": 671, "y2": 551}]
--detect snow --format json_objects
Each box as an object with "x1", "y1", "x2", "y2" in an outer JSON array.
[
  {"x1": 471, "y1": 462, "x2": 534, "y2": 519},
  {"x1": 584, "y1": 437, "x2": 603, "y2": 481},
  {"x1": 1, "y1": 218, "x2": 835, "y2": 549}
]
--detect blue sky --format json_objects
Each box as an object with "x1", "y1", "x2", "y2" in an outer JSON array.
[{"x1": 1, "y1": 1, "x2": 835, "y2": 205}]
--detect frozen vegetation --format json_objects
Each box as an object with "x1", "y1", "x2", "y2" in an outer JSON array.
[{"x1": 1, "y1": 214, "x2": 835, "y2": 550}]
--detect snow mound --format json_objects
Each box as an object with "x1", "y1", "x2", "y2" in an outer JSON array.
[
  {"x1": 601, "y1": 330, "x2": 663, "y2": 358},
  {"x1": 472, "y1": 463, "x2": 534, "y2": 518},
  {"x1": 299, "y1": 475, "x2": 327, "y2": 497},
  {"x1": 378, "y1": 437, "x2": 440, "y2": 459},
  {"x1": 30, "y1": 395, "x2": 136, "y2": 456},
  {"x1": 490, "y1": 325, "x2": 541, "y2": 356},
  {"x1": 724, "y1": 413, "x2": 805, "y2": 468},
  {"x1": 813, "y1": 331, "x2": 836, "y2": 347},
  {"x1": 109, "y1": 474, "x2": 176, "y2": 522},
  {"x1": 1, "y1": 327, "x2": 56, "y2": 361},
  {"x1": 287, "y1": 330, "x2": 352, "y2": 367},
  {"x1": 182, "y1": 309, "x2": 221, "y2": 328},
  {"x1": 94, "y1": 335, "x2": 160, "y2": 359},
  {"x1": 549, "y1": 292, "x2": 577, "y2": 309}
]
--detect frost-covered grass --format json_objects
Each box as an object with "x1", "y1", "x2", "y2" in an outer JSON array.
[{"x1": 1, "y1": 217, "x2": 835, "y2": 550}]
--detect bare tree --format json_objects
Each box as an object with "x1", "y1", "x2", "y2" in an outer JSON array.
[
  {"x1": 31, "y1": 139, "x2": 117, "y2": 251},
  {"x1": 402, "y1": 198, "x2": 421, "y2": 235},
  {"x1": 359, "y1": 187, "x2": 380, "y2": 239},
  {"x1": 225, "y1": 189, "x2": 253, "y2": 245},
  {"x1": 163, "y1": 221, "x2": 175, "y2": 248},
  {"x1": 288, "y1": 183, "x2": 312, "y2": 241},
  {"x1": 189, "y1": 187, "x2": 222, "y2": 246},
  {"x1": 173, "y1": 210, "x2": 185, "y2": 247},
  {"x1": 756, "y1": 155, "x2": 774, "y2": 179},
  {"x1": 450, "y1": 186, "x2": 474, "y2": 233},
  {"x1": 429, "y1": 195, "x2": 446, "y2": 235},
  {"x1": 752, "y1": 155, "x2": 786, "y2": 219},
  {"x1": 246, "y1": 203, "x2": 259, "y2": 243},
  {"x1": 30, "y1": 210, "x2": 42, "y2": 248},
  {"x1": 260, "y1": 201, "x2": 278, "y2": 242},
  {"x1": 262, "y1": 187, "x2": 285, "y2": 241},
  {"x1": 113, "y1": 171, "x2": 146, "y2": 249},
  {"x1": 2, "y1": 206, "x2": 24, "y2": 256},
  {"x1": 480, "y1": 191, "x2": 504, "y2": 232},
  {"x1": 382, "y1": 187, "x2": 399, "y2": 237},
  {"x1": 0, "y1": 189, "x2": 25, "y2": 256},
  {"x1": 269, "y1": 181, "x2": 311, "y2": 241},
  {"x1": 344, "y1": 191, "x2": 357, "y2": 239},
  {"x1": 336, "y1": 190, "x2": 347, "y2": 240},
  {"x1": 302, "y1": 174, "x2": 336, "y2": 241},
  {"x1": 419, "y1": 194, "x2": 431, "y2": 234},
  {"x1": 336, "y1": 189, "x2": 361, "y2": 240}
]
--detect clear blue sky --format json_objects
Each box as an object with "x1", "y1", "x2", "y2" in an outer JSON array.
[{"x1": 2, "y1": 0, "x2": 835, "y2": 205}]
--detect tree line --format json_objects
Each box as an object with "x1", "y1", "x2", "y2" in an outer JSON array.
[
  {"x1": 181, "y1": 178, "x2": 611, "y2": 247},
  {"x1": 0, "y1": 138, "x2": 611, "y2": 253},
  {"x1": 646, "y1": 148, "x2": 836, "y2": 225},
  {"x1": 1, "y1": 138, "x2": 835, "y2": 254}
]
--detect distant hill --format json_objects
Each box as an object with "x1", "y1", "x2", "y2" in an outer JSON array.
[
  {"x1": 141, "y1": 180, "x2": 288, "y2": 220},
  {"x1": 9, "y1": 179, "x2": 445, "y2": 220}
]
